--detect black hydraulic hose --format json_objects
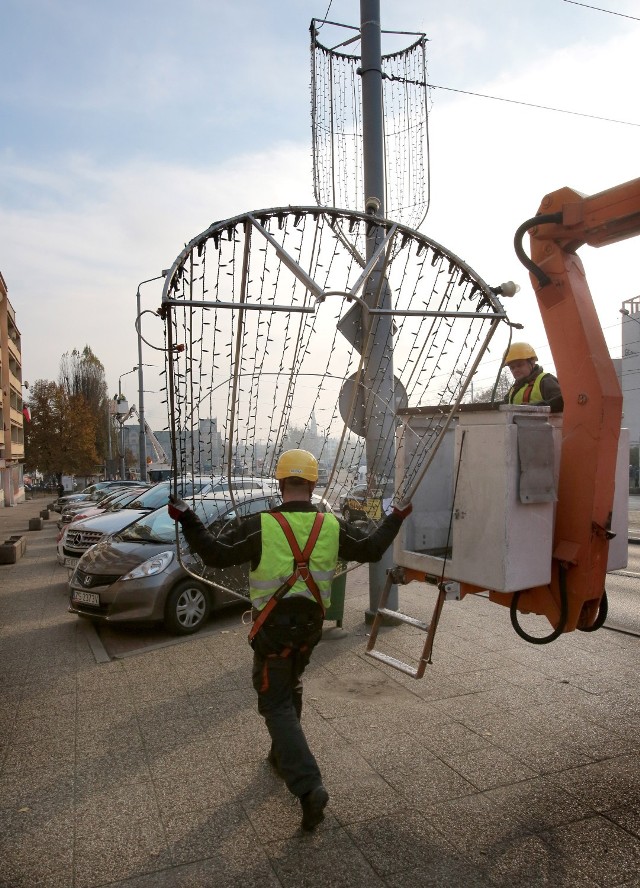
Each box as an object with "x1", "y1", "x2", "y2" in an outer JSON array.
[
  {"x1": 577, "y1": 590, "x2": 608, "y2": 632},
  {"x1": 513, "y1": 212, "x2": 563, "y2": 288},
  {"x1": 510, "y1": 563, "x2": 569, "y2": 645}
]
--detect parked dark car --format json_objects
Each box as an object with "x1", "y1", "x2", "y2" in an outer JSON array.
[
  {"x1": 68, "y1": 491, "x2": 333, "y2": 635},
  {"x1": 53, "y1": 481, "x2": 141, "y2": 513},
  {"x1": 338, "y1": 482, "x2": 390, "y2": 523},
  {"x1": 57, "y1": 485, "x2": 152, "y2": 528},
  {"x1": 57, "y1": 477, "x2": 216, "y2": 567}
]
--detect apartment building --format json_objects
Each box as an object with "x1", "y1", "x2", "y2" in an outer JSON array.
[
  {"x1": 0, "y1": 272, "x2": 25, "y2": 506},
  {"x1": 621, "y1": 296, "x2": 640, "y2": 459}
]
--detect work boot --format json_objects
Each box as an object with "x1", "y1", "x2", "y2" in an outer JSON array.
[{"x1": 300, "y1": 785, "x2": 329, "y2": 831}]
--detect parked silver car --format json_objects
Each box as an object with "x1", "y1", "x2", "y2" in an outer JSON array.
[
  {"x1": 57, "y1": 485, "x2": 151, "y2": 528},
  {"x1": 57, "y1": 478, "x2": 213, "y2": 567},
  {"x1": 53, "y1": 481, "x2": 139, "y2": 512},
  {"x1": 68, "y1": 491, "x2": 333, "y2": 635},
  {"x1": 57, "y1": 476, "x2": 277, "y2": 568}
]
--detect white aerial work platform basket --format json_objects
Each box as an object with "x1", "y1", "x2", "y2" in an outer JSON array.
[
  {"x1": 394, "y1": 404, "x2": 558, "y2": 593},
  {"x1": 394, "y1": 403, "x2": 628, "y2": 592},
  {"x1": 365, "y1": 403, "x2": 629, "y2": 678}
]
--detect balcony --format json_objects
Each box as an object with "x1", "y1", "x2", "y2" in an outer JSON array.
[
  {"x1": 7, "y1": 336, "x2": 21, "y2": 363},
  {"x1": 9, "y1": 421, "x2": 24, "y2": 458}
]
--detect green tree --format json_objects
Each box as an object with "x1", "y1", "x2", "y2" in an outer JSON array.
[
  {"x1": 474, "y1": 370, "x2": 512, "y2": 403},
  {"x1": 24, "y1": 380, "x2": 100, "y2": 478},
  {"x1": 59, "y1": 346, "x2": 111, "y2": 463}
]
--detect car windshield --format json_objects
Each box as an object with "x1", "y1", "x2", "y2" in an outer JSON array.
[
  {"x1": 63, "y1": 496, "x2": 92, "y2": 508},
  {"x1": 124, "y1": 480, "x2": 210, "y2": 511},
  {"x1": 208, "y1": 479, "x2": 268, "y2": 492},
  {"x1": 100, "y1": 490, "x2": 127, "y2": 506},
  {"x1": 78, "y1": 487, "x2": 118, "y2": 504},
  {"x1": 117, "y1": 510, "x2": 176, "y2": 543},
  {"x1": 104, "y1": 488, "x2": 146, "y2": 509},
  {"x1": 206, "y1": 495, "x2": 276, "y2": 530},
  {"x1": 116, "y1": 489, "x2": 333, "y2": 545},
  {"x1": 118, "y1": 498, "x2": 230, "y2": 543}
]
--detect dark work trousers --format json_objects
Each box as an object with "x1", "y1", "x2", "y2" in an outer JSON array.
[{"x1": 251, "y1": 597, "x2": 324, "y2": 799}]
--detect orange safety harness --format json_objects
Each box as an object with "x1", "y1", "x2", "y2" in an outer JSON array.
[
  {"x1": 248, "y1": 511, "x2": 326, "y2": 642},
  {"x1": 510, "y1": 369, "x2": 546, "y2": 404},
  {"x1": 521, "y1": 382, "x2": 534, "y2": 403}
]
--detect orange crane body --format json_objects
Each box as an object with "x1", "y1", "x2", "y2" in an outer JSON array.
[
  {"x1": 459, "y1": 177, "x2": 640, "y2": 633},
  {"x1": 365, "y1": 178, "x2": 640, "y2": 675}
]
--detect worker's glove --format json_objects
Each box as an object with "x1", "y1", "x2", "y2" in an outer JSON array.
[
  {"x1": 168, "y1": 495, "x2": 190, "y2": 523},
  {"x1": 392, "y1": 501, "x2": 412, "y2": 520}
]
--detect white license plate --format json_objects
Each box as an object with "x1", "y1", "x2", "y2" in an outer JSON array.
[
  {"x1": 72, "y1": 589, "x2": 100, "y2": 607},
  {"x1": 64, "y1": 556, "x2": 79, "y2": 568}
]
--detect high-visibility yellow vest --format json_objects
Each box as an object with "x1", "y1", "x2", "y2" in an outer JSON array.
[
  {"x1": 249, "y1": 511, "x2": 340, "y2": 611},
  {"x1": 509, "y1": 371, "x2": 547, "y2": 405}
]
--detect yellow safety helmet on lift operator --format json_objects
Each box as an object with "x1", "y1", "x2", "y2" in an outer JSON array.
[
  {"x1": 275, "y1": 449, "x2": 319, "y2": 483},
  {"x1": 504, "y1": 342, "x2": 537, "y2": 364}
]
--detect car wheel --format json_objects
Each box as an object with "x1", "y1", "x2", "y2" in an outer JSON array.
[
  {"x1": 164, "y1": 580, "x2": 210, "y2": 635},
  {"x1": 342, "y1": 507, "x2": 353, "y2": 523}
]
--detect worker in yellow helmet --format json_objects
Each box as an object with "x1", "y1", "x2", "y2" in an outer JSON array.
[
  {"x1": 168, "y1": 448, "x2": 411, "y2": 831},
  {"x1": 504, "y1": 342, "x2": 563, "y2": 411}
]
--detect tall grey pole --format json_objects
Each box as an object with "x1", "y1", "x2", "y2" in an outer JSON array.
[
  {"x1": 360, "y1": 0, "x2": 398, "y2": 619},
  {"x1": 107, "y1": 403, "x2": 112, "y2": 478},
  {"x1": 136, "y1": 273, "x2": 167, "y2": 483},
  {"x1": 117, "y1": 378, "x2": 126, "y2": 482},
  {"x1": 361, "y1": 0, "x2": 385, "y2": 220},
  {"x1": 118, "y1": 367, "x2": 137, "y2": 481},
  {"x1": 137, "y1": 287, "x2": 146, "y2": 483}
]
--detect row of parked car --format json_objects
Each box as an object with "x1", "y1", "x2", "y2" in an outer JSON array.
[{"x1": 55, "y1": 477, "x2": 332, "y2": 636}]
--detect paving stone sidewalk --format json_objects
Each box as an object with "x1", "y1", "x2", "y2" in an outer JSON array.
[{"x1": 0, "y1": 498, "x2": 638, "y2": 888}]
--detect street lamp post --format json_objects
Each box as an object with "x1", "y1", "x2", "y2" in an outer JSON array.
[
  {"x1": 136, "y1": 272, "x2": 168, "y2": 482},
  {"x1": 117, "y1": 367, "x2": 137, "y2": 480},
  {"x1": 620, "y1": 307, "x2": 640, "y2": 326},
  {"x1": 107, "y1": 401, "x2": 113, "y2": 476}
]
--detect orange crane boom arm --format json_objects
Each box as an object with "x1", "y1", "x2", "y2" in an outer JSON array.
[
  {"x1": 535, "y1": 176, "x2": 640, "y2": 253},
  {"x1": 505, "y1": 177, "x2": 640, "y2": 631}
]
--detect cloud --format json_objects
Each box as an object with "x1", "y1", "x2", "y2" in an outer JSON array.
[
  {"x1": 423, "y1": 23, "x2": 640, "y2": 384},
  {"x1": 2, "y1": 11, "x2": 638, "y2": 429},
  {"x1": 0, "y1": 143, "x2": 313, "y2": 427}
]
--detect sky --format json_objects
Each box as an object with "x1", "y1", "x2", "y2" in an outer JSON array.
[{"x1": 1, "y1": 0, "x2": 639, "y2": 430}]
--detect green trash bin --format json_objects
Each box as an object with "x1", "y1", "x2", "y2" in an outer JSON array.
[{"x1": 324, "y1": 562, "x2": 347, "y2": 627}]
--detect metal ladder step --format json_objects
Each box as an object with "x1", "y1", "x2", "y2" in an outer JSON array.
[
  {"x1": 377, "y1": 608, "x2": 430, "y2": 631},
  {"x1": 365, "y1": 649, "x2": 420, "y2": 677},
  {"x1": 365, "y1": 571, "x2": 448, "y2": 680}
]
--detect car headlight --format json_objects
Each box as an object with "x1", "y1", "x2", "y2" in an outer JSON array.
[{"x1": 120, "y1": 551, "x2": 174, "y2": 581}]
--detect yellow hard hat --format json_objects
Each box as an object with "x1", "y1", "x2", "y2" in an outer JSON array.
[
  {"x1": 504, "y1": 342, "x2": 537, "y2": 364},
  {"x1": 275, "y1": 449, "x2": 318, "y2": 482}
]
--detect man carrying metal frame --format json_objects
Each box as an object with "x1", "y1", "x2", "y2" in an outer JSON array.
[{"x1": 169, "y1": 448, "x2": 411, "y2": 831}]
